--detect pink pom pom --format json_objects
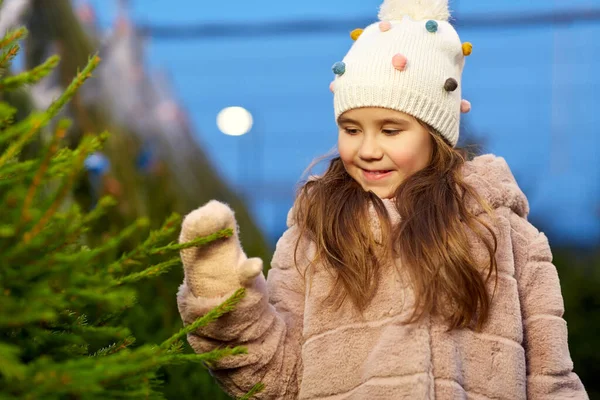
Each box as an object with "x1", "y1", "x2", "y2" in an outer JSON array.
[
  {"x1": 379, "y1": 21, "x2": 392, "y2": 32},
  {"x1": 461, "y1": 99, "x2": 471, "y2": 113},
  {"x1": 392, "y1": 54, "x2": 408, "y2": 71},
  {"x1": 329, "y1": 81, "x2": 335, "y2": 93}
]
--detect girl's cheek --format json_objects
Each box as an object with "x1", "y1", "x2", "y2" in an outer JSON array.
[
  {"x1": 386, "y1": 136, "x2": 428, "y2": 170},
  {"x1": 337, "y1": 138, "x2": 355, "y2": 163},
  {"x1": 387, "y1": 148, "x2": 416, "y2": 168}
]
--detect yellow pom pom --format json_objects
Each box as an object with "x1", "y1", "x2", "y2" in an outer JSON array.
[
  {"x1": 350, "y1": 28, "x2": 364, "y2": 41},
  {"x1": 462, "y1": 42, "x2": 473, "y2": 56}
]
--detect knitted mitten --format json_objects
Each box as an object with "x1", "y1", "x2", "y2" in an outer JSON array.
[{"x1": 179, "y1": 200, "x2": 263, "y2": 298}]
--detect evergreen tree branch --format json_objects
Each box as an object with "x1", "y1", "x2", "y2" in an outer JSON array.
[
  {"x1": 0, "y1": 342, "x2": 26, "y2": 380},
  {"x1": 162, "y1": 347, "x2": 249, "y2": 367},
  {"x1": 160, "y1": 287, "x2": 246, "y2": 350},
  {"x1": 112, "y1": 258, "x2": 180, "y2": 286},
  {"x1": 45, "y1": 196, "x2": 118, "y2": 256},
  {"x1": 0, "y1": 44, "x2": 20, "y2": 71},
  {"x1": 0, "y1": 159, "x2": 36, "y2": 183},
  {"x1": 0, "y1": 27, "x2": 27, "y2": 49},
  {"x1": 20, "y1": 119, "x2": 70, "y2": 224},
  {"x1": 91, "y1": 337, "x2": 136, "y2": 357},
  {"x1": 21, "y1": 135, "x2": 93, "y2": 244},
  {"x1": 0, "y1": 55, "x2": 99, "y2": 153},
  {"x1": 0, "y1": 112, "x2": 40, "y2": 147},
  {"x1": 0, "y1": 113, "x2": 44, "y2": 168},
  {"x1": 107, "y1": 225, "x2": 231, "y2": 277},
  {"x1": 107, "y1": 213, "x2": 181, "y2": 275},
  {"x1": 46, "y1": 54, "x2": 100, "y2": 117},
  {"x1": 111, "y1": 227, "x2": 232, "y2": 271},
  {"x1": 0, "y1": 128, "x2": 104, "y2": 175},
  {"x1": 0, "y1": 300, "x2": 59, "y2": 328},
  {"x1": 0, "y1": 55, "x2": 59, "y2": 91},
  {"x1": 150, "y1": 228, "x2": 233, "y2": 256},
  {"x1": 0, "y1": 102, "x2": 16, "y2": 128},
  {"x1": 91, "y1": 295, "x2": 137, "y2": 328},
  {"x1": 237, "y1": 383, "x2": 266, "y2": 400},
  {"x1": 44, "y1": 217, "x2": 148, "y2": 266}
]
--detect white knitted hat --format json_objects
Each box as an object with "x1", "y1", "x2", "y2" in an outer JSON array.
[{"x1": 331, "y1": 0, "x2": 472, "y2": 147}]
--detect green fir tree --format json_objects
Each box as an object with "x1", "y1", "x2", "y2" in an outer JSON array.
[{"x1": 0, "y1": 21, "x2": 263, "y2": 400}]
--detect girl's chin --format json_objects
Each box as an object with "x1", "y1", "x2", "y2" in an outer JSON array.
[{"x1": 359, "y1": 184, "x2": 396, "y2": 199}]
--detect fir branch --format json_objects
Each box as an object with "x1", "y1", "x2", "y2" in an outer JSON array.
[
  {"x1": 0, "y1": 44, "x2": 20, "y2": 72},
  {"x1": 59, "y1": 286, "x2": 137, "y2": 315},
  {"x1": 164, "y1": 339, "x2": 184, "y2": 354},
  {"x1": 20, "y1": 119, "x2": 70, "y2": 224},
  {"x1": 46, "y1": 54, "x2": 100, "y2": 118},
  {"x1": 0, "y1": 158, "x2": 36, "y2": 183},
  {"x1": 26, "y1": 346, "x2": 175, "y2": 394},
  {"x1": 161, "y1": 346, "x2": 249, "y2": 367},
  {"x1": 237, "y1": 383, "x2": 266, "y2": 400},
  {"x1": 111, "y1": 258, "x2": 180, "y2": 286},
  {"x1": 0, "y1": 111, "x2": 40, "y2": 147},
  {"x1": 0, "y1": 342, "x2": 25, "y2": 380},
  {"x1": 84, "y1": 196, "x2": 118, "y2": 224},
  {"x1": 0, "y1": 55, "x2": 59, "y2": 91},
  {"x1": 3, "y1": 131, "x2": 109, "y2": 183},
  {"x1": 70, "y1": 325, "x2": 132, "y2": 342},
  {"x1": 101, "y1": 386, "x2": 161, "y2": 400},
  {"x1": 92, "y1": 295, "x2": 137, "y2": 327},
  {"x1": 48, "y1": 217, "x2": 149, "y2": 264},
  {"x1": 0, "y1": 306, "x2": 58, "y2": 328},
  {"x1": 107, "y1": 213, "x2": 181, "y2": 275},
  {"x1": 0, "y1": 113, "x2": 44, "y2": 168},
  {"x1": 0, "y1": 102, "x2": 16, "y2": 127},
  {"x1": 22, "y1": 134, "x2": 100, "y2": 244},
  {"x1": 91, "y1": 336, "x2": 137, "y2": 357},
  {"x1": 153, "y1": 228, "x2": 233, "y2": 255},
  {"x1": 160, "y1": 287, "x2": 246, "y2": 350},
  {"x1": 45, "y1": 196, "x2": 117, "y2": 257},
  {"x1": 0, "y1": 27, "x2": 27, "y2": 49},
  {"x1": 0, "y1": 55, "x2": 99, "y2": 153}
]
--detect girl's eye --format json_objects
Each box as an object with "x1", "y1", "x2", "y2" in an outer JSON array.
[
  {"x1": 344, "y1": 128, "x2": 360, "y2": 135},
  {"x1": 383, "y1": 130, "x2": 402, "y2": 136}
]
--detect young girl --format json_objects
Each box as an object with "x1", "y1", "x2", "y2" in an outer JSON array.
[{"x1": 176, "y1": 0, "x2": 588, "y2": 398}]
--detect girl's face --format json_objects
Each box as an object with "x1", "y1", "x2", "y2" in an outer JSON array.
[{"x1": 337, "y1": 107, "x2": 433, "y2": 199}]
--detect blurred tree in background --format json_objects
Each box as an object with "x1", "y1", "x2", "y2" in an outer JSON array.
[{"x1": 551, "y1": 247, "x2": 600, "y2": 399}]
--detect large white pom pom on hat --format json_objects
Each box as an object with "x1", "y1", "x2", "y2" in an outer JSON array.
[{"x1": 378, "y1": 0, "x2": 450, "y2": 22}]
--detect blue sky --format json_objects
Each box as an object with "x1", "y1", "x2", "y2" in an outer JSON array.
[{"x1": 83, "y1": 0, "x2": 600, "y2": 246}]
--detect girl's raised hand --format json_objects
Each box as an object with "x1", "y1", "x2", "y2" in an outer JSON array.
[{"x1": 179, "y1": 200, "x2": 263, "y2": 298}]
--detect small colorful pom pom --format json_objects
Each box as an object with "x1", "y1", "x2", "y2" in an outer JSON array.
[
  {"x1": 392, "y1": 54, "x2": 408, "y2": 71},
  {"x1": 332, "y1": 61, "x2": 346, "y2": 76},
  {"x1": 350, "y1": 28, "x2": 364, "y2": 41},
  {"x1": 462, "y1": 42, "x2": 473, "y2": 56},
  {"x1": 461, "y1": 99, "x2": 471, "y2": 113},
  {"x1": 379, "y1": 21, "x2": 392, "y2": 32},
  {"x1": 330, "y1": 81, "x2": 335, "y2": 93},
  {"x1": 426, "y1": 20, "x2": 438, "y2": 33},
  {"x1": 444, "y1": 78, "x2": 458, "y2": 92}
]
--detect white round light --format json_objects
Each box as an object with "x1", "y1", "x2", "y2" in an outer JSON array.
[{"x1": 216, "y1": 106, "x2": 253, "y2": 136}]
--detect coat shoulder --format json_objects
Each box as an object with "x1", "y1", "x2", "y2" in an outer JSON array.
[{"x1": 462, "y1": 154, "x2": 530, "y2": 218}]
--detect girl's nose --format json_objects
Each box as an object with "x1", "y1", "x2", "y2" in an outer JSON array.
[{"x1": 358, "y1": 135, "x2": 383, "y2": 161}]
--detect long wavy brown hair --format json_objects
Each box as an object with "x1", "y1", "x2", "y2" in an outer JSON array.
[{"x1": 293, "y1": 123, "x2": 499, "y2": 331}]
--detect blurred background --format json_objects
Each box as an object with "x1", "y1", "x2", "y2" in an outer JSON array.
[
  {"x1": 5, "y1": 0, "x2": 598, "y2": 398},
  {"x1": 76, "y1": 0, "x2": 600, "y2": 247}
]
